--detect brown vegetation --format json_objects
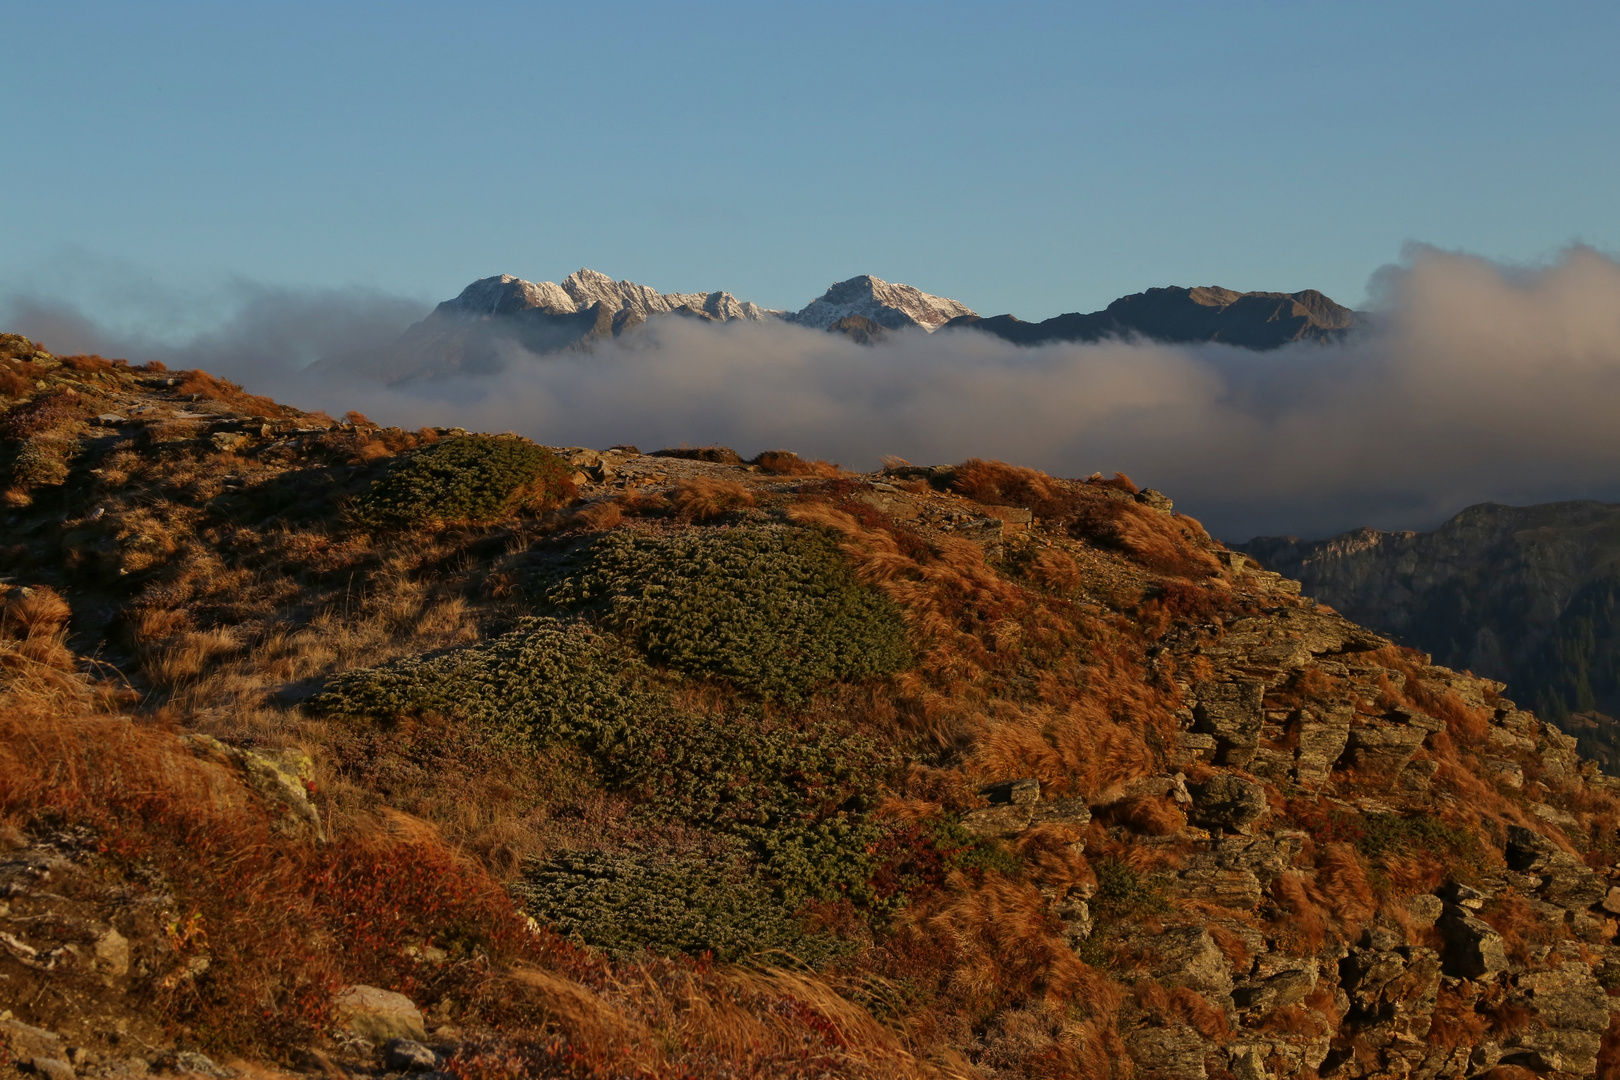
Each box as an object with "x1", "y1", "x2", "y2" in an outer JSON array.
[
  {"x1": 671, "y1": 475, "x2": 757, "y2": 521},
  {"x1": 752, "y1": 449, "x2": 841, "y2": 477}
]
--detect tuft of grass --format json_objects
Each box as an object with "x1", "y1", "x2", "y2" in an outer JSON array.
[
  {"x1": 669, "y1": 476, "x2": 755, "y2": 522},
  {"x1": 751, "y1": 450, "x2": 840, "y2": 477},
  {"x1": 354, "y1": 434, "x2": 574, "y2": 528}
]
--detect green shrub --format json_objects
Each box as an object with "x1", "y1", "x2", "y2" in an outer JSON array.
[
  {"x1": 512, "y1": 849, "x2": 849, "y2": 966},
  {"x1": 546, "y1": 526, "x2": 912, "y2": 700},
  {"x1": 314, "y1": 618, "x2": 900, "y2": 906},
  {"x1": 353, "y1": 434, "x2": 573, "y2": 528},
  {"x1": 1356, "y1": 811, "x2": 1479, "y2": 860},
  {"x1": 1090, "y1": 855, "x2": 1171, "y2": 920},
  {"x1": 313, "y1": 618, "x2": 659, "y2": 750}
]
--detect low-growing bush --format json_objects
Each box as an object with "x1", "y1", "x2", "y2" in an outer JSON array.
[
  {"x1": 547, "y1": 526, "x2": 913, "y2": 700},
  {"x1": 314, "y1": 618, "x2": 655, "y2": 747},
  {"x1": 1090, "y1": 855, "x2": 1171, "y2": 920},
  {"x1": 513, "y1": 849, "x2": 850, "y2": 965},
  {"x1": 314, "y1": 618, "x2": 901, "y2": 906},
  {"x1": 354, "y1": 434, "x2": 574, "y2": 528}
]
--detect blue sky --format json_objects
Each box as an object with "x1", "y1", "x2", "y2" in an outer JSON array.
[{"x1": 3, "y1": 1, "x2": 1617, "y2": 319}]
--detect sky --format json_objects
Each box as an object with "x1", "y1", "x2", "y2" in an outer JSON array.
[{"x1": 3, "y1": 1, "x2": 1618, "y2": 319}]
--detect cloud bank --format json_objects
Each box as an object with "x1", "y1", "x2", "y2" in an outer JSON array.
[{"x1": 7, "y1": 246, "x2": 1620, "y2": 542}]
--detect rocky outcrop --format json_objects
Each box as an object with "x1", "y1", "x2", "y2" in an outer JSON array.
[
  {"x1": 960, "y1": 777, "x2": 1091, "y2": 838},
  {"x1": 1238, "y1": 499, "x2": 1620, "y2": 771},
  {"x1": 1094, "y1": 556, "x2": 1620, "y2": 1078}
]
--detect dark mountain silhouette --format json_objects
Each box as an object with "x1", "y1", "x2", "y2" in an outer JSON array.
[{"x1": 944, "y1": 285, "x2": 1361, "y2": 349}]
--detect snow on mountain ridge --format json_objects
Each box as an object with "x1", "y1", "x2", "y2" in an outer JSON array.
[
  {"x1": 441, "y1": 270, "x2": 781, "y2": 323},
  {"x1": 788, "y1": 274, "x2": 976, "y2": 332}
]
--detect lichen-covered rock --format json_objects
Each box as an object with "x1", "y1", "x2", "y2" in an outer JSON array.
[
  {"x1": 1126, "y1": 1022, "x2": 1210, "y2": 1080},
  {"x1": 1441, "y1": 912, "x2": 1508, "y2": 978},
  {"x1": 1340, "y1": 942, "x2": 1440, "y2": 1037},
  {"x1": 1503, "y1": 963, "x2": 1612, "y2": 1074},
  {"x1": 1189, "y1": 774, "x2": 1269, "y2": 834},
  {"x1": 333, "y1": 985, "x2": 427, "y2": 1043},
  {"x1": 181, "y1": 734, "x2": 323, "y2": 841},
  {"x1": 1192, "y1": 677, "x2": 1266, "y2": 766},
  {"x1": 1294, "y1": 704, "x2": 1353, "y2": 786}
]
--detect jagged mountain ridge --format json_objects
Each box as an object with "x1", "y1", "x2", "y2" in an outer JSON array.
[
  {"x1": 1239, "y1": 500, "x2": 1620, "y2": 769},
  {"x1": 944, "y1": 285, "x2": 1362, "y2": 350},
  {"x1": 322, "y1": 271, "x2": 1364, "y2": 385},
  {"x1": 444, "y1": 269, "x2": 781, "y2": 324},
  {"x1": 320, "y1": 269, "x2": 781, "y2": 385}
]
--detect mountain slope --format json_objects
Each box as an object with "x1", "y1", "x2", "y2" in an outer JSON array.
[
  {"x1": 13, "y1": 333, "x2": 1620, "y2": 1078},
  {"x1": 945, "y1": 285, "x2": 1361, "y2": 349},
  {"x1": 1239, "y1": 500, "x2": 1620, "y2": 768}
]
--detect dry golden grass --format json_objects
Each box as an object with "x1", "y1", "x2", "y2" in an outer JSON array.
[
  {"x1": 1095, "y1": 793, "x2": 1185, "y2": 836},
  {"x1": 752, "y1": 449, "x2": 841, "y2": 477},
  {"x1": 1028, "y1": 547, "x2": 1081, "y2": 592},
  {"x1": 671, "y1": 475, "x2": 756, "y2": 521},
  {"x1": 570, "y1": 499, "x2": 624, "y2": 531}
]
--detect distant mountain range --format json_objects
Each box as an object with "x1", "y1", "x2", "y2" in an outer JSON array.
[
  {"x1": 944, "y1": 285, "x2": 1360, "y2": 350},
  {"x1": 1239, "y1": 501, "x2": 1620, "y2": 769},
  {"x1": 322, "y1": 269, "x2": 1363, "y2": 384}
]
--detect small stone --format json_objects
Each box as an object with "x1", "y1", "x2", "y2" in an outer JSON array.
[
  {"x1": 1229, "y1": 1045, "x2": 1266, "y2": 1080},
  {"x1": 334, "y1": 985, "x2": 427, "y2": 1043},
  {"x1": 1602, "y1": 886, "x2": 1620, "y2": 915},
  {"x1": 170, "y1": 1051, "x2": 231, "y2": 1078},
  {"x1": 383, "y1": 1039, "x2": 438, "y2": 1072},
  {"x1": 0, "y1": 1019, "x2": 63, "y2": 1059},
  {"x1": 94, "y1": 926, "x2": 130, "y2": 977},
  {"x1": 1406, "y1": 894, "x2": 1444, "y2": 927},
  {"x1": 32, "y1": 1059, "x2": 76, "y2": 1080}
]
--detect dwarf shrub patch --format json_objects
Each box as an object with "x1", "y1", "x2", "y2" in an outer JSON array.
[
  {"x1": 315, "y1": 618, "x2": 899, "y2": 905},
  {"x1": 354, "y1": 434, "x2": 572, "y2": 528},
  {"x1": 513, "y1": 849, "x2": 849, "y2": 965},
  {"x1": 547, "y1": 526, "x2": 912, "y2": 700},
  {"x1": 313, "y1": 618, "x2": 658, "y2": 752}
]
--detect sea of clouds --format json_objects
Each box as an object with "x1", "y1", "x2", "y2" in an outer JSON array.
[{"x1": 7, "y1": 245, "x2": 1620, "y2": 542}]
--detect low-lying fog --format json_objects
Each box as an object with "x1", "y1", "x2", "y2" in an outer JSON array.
[{"x1": 9, "y1": 245, "x2": 1620, "y2": 542}]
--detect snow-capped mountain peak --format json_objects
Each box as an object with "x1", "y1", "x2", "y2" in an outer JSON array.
[
  {"x1": 788, "y1": 275, "x2": 976, "y2": 332},
  {"x1": 440, "y1": 270, "x2": 778, "y2": 323}
]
